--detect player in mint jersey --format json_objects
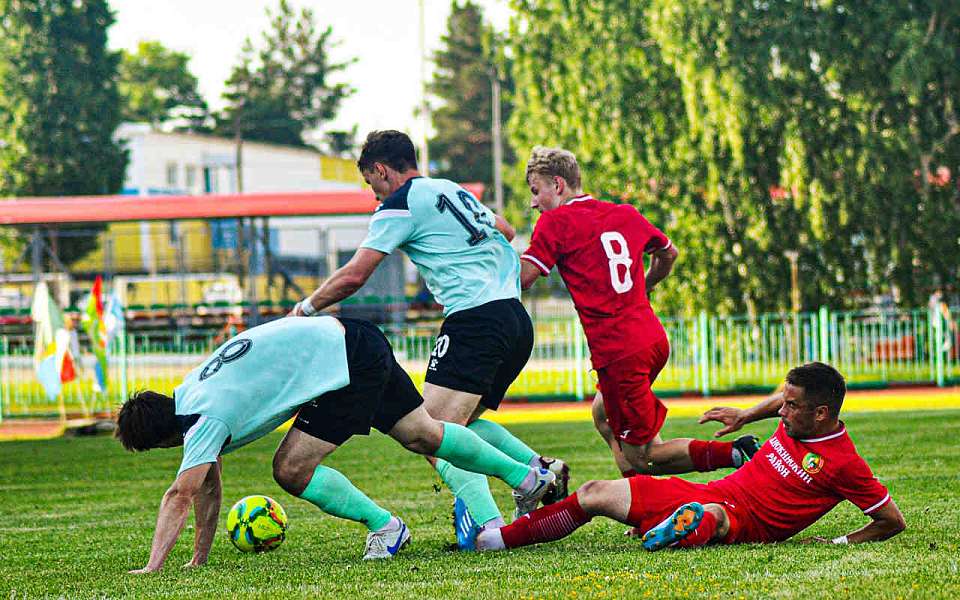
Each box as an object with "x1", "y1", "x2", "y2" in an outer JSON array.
[
  {"x1": 520, "y1": 147, "x2": 759, "y2": 483},
  {"x1": 290, "y1": 130, "x2": 568, "y2": 543},
  {"x1": 115, "y1": 316, "x2": 555, "y2": 572}
]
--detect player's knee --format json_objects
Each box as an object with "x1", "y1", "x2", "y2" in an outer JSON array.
[
  {"x1": 401, "y1": 429, "x2": 441, "y2": 455},
  {"x1": 272, "y1": 455, "x2": 312, "y2": 497},
  {"x1": 575, "y1": 479, "x2": 609, "y2": 513}
]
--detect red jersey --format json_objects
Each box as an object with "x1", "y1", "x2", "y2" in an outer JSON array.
[
  {"x1": 522, "y1": 195, "x2": 672, "y2": 368},
  {"x1": 709, "y1": 422, "x2": 891, "y2": 542}
]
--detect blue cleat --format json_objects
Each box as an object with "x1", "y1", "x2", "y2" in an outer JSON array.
[
  {"x1": 453, "y1": 497, "x2": 480, "y2": 551},
  {"x1": 641, "y1": 502, "x2": 704, "y2": 551}
]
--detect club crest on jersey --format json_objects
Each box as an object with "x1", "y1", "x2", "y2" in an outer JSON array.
[{"x1": 802, "y1": 452, "x2": 824, "y2": 474}]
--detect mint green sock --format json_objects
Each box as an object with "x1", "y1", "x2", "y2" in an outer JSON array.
[
  {"x1": 299, "y1": 464, "x2": 392, "y2": 531},
  {"x1": 468, "y1": 419, "x2": 538, "y2": 465},
  {"x1": 435, "y1": 459, "x2": 502, "y2": 525},
  {"x1": 437, "y1": 422, "x2": 530, "y2": 488}
]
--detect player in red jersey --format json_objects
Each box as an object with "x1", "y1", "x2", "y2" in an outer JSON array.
[
  {"x1": 520, "y1": 147, "x2": 758, "y2": 477},
  {"x1": 474, "y1": 362, "x2": 906, "y2": 551}
]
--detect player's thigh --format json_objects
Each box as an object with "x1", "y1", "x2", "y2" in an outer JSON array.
[
  {"x1": 372, "y1": 355, "x2": 430, "y2": 446},
  {"x1": 422, "y1": 382, "x2": 482, "y2": 424},
  {"x1": 598, "y1": 353, "x2": 667, "y2": 447},
  {"x1": 272, "y1": 428, "x2": 339, "y2": 494},
  {"x1": 386, "y1": 404, "x2": 443, "y2": 454},
  {"x1": 619, "y1": 433, "x2": 664, "y2": 464}
]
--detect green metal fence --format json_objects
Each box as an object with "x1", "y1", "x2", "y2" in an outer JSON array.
[{"x1": 1, "y1": 305, "x2": 957, "y2": 419}]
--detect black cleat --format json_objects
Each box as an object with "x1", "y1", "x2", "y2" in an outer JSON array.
[{"x1": 732, "y1": 435, "x2": 761, "y2": 468}]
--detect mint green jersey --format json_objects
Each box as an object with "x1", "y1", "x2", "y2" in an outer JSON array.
[
  {"x1": 174, "y1": 317, "x2": 349, "y2": 474},
  {"x1": 360, "y1": 177, "x2": 520, "y2": 316}
]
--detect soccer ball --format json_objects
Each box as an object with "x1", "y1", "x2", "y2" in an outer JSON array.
[{"x1": 226, "y1": 495, "x2": 288, "y2": 553}]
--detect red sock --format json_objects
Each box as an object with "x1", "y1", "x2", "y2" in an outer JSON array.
[
  {"x1": 678, "y1": 511, "x2": 718, "y2": 548},
  {"x1": 622, "y1": 469, "x2": 638, "y2": 478},
  {"x1": 500, "y1": 493, "x2": 591, "y2": 548},
  {"x1": 688, "y1": 440, "x2": 735, "y2": 471}
]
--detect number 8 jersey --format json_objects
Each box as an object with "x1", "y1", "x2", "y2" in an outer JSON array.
[
  {"x1": 521, "y1": 195, "x2": 672, "y2": 369},
  {"x1": 360, "y1": 177, "x2": 521, "y2": 316}
]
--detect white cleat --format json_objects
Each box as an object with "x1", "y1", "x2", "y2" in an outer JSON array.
[
  {"x1": 362, "y1": 518, "x2": 410, "y2": 560},
  {"x1": 512, "y1": 467, "x2": 556, "y2": 520}
]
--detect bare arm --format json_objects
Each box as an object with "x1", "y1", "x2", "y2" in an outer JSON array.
[
  {"x1": 698, "y1": 390, "x2": 785, "y2": 437},
  {"x1": 805, "y1": 499, "x2": 906, "y2": 544},
  {"x1": 186, "y1": 458, "x2": 222, "y2": 568},
  {"x1": 645, "y1": 244, "x2": 678, "y2": 292},
  {"x1": 291, "y1": 248, "x2": 387, "y2": 315},
  {"x1": 130, "y1": 463, "x2": 214, "y2": 573},
  {"x1": 494, "y1": 215, "x2": 516, "y2": 242},
  {"x1": 520, "y1": 259, "x2": 543, "y2": 290}
]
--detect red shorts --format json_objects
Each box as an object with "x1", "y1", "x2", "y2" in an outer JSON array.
[
  {"x1": 626, "y1": 475, "x2": 771, "y2": 544},
  {"x1": 596, "y1": 337, "x2": 669, "y2": 446}
]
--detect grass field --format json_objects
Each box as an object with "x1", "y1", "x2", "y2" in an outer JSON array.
[{"x1": 3, "y1": 411, "x2": 959, "y2": 599}]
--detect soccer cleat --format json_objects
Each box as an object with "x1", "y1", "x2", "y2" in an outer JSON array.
[
  {"x1": 641, "y1": 502, "x2": 704, "y2": 551},
  {"x1": 732, "y1": 434, "x2": 761, "y2": 468},
  {"x1": 537, "y1": 457, "x2": 570, "y2": 505},
  {"x1": 453, "y1": 497, "x2": 480, "y2": 551},
  {"x1": 362, "y1": 518, "x2": 410, "y2": 560},
  {"x1": 512, "y1": 467, "x2": 556, "y2": 520}
]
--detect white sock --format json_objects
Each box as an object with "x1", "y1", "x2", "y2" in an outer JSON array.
[
  {"x1": 376, "y1": 516, "x2": 401, "y2": 533},
  {"x1": 517, "y1": 468, "x2": 540, "y2": 494},
  {"x1": 482, "y1": 516, "x2": 506, "y2": 530},
  {"x1": 528, "y1": 455, "x2": 543, "y2": 468},
  {"x1": 476, "y1": 528, "x2": 506, "y2": 551}
]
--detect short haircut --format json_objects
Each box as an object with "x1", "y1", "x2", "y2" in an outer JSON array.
[
  {"x1": 357, "y1": 130, "x2": 418, "y2": 173},
  {"x1": 786, "y1": 362, "x2": 846, "y2": 418},
  {"x1": 115, "y1": 390, "x2": 179, "y2": 451},
  {"x1": 525, "y1": 146, "x2": 581, "y2": 190}
]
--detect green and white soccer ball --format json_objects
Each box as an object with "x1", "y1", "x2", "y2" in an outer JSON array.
[{"x1": 226, "y1": 495, "x2": 288, "y2": 553}]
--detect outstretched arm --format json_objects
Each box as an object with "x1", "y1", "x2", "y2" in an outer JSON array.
[
  {"x1": 698, "y1": 390, "x2": 785, "y2": 437},
  {"x1": 291, "y1": 248, "x2": 387, "y2": 316},
  {"x1": 805, "y1": 499, "x2": 906, "y2": 544},
  {"x1": 494, "y1": 215, "x2": 516, "y2": 242},
  {"x1": 186, "y1": 458, "x2": 222, "y2": 568},
  {"x1": 645, "y1": 244, "x2": 678, "y2": 291},
  {"x1": 130, "y1": 462, "x2": 214, "y2": 574}
]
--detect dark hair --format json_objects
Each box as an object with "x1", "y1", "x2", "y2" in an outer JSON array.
[
  {"x1": 115, "y1": 390, "x2": 179, "y2": 451},
  {"x1": 357, "y1": 130, "x2": 418, "y2": 173},
  {"x1": 786, "y1": 362, "x2": 846, "y2": 418}
]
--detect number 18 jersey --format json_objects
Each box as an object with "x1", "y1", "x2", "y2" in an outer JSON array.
[
  {"x1": 360, "y1": 177, "x2": 520, "y2": 316},
  {"x1": 522, "y1": 195, "x2": 671, "y2": 369}
]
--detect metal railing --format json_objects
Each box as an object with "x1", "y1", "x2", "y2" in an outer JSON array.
[{"x1": 1, "y1": 305, "x2": 957, "y2": 419}]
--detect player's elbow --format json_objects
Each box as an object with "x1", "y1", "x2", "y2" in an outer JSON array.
[
  {"x1": 164, "y1": 483, "x2": 198, "y2": 508},
  {"x1": 890, "y1": 513, "x2": 907, "y2": 536}
]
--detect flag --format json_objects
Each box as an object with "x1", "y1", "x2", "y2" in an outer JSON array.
[
  {"x1": 31, "y1": 282, "x2": 76, "y2": 400},
  {"x1": 103, "y1": 288, "x2": 125, "y2": 346},
  {"x1": 82, "y1": 275, "x2": 109, "y2": 393}
]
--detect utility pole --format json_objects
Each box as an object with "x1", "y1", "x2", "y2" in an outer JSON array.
[
  {"x1": 784, "y1": 250, "x2": 801, "y2": 314},
  {"x1": 491, "y1": 67, "x2": 504, "y2": 215},
  {"x1": 418, "y1": 0, "x2": 430, "y2": 175}
]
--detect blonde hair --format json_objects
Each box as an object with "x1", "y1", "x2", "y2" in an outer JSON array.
[{"x1": 525, "y1": 146, "x2": 581, "y2": 190}]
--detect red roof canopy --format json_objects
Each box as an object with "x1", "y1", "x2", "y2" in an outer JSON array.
[{"x1": 0, "y1": 183, "x2": 485, "y2": 225}]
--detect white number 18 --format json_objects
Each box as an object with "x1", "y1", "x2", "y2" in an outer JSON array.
[{"x1": 600, "y1": 231, "x2": 633, "y2": 294}]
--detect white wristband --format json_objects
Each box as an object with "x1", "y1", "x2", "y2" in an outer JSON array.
[
  {"x1": 299, "y1": 298, "x2": 318, "y2": 316},
  {"x1": 832, "y1": 535, "x2": 848, "y2": 545}
]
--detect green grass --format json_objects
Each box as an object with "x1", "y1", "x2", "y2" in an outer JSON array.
[{"x1": 2, "y1": 411, "x2": 959, "y2": 599}]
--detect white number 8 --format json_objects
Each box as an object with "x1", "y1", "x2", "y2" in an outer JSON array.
[{"x1": 600, "y1": 231, "x2": 633, "y2": 294}]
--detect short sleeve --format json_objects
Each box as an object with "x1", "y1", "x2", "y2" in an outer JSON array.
[
  {"x1": 636, "y1": 212, "x2": 671, "y2": 254},
  {"x1": 178, "y1": 416, "x2": 230, "y2": 475},
  {"x1": 360, "y1": 210, "x2": 416, "y2": 255},
  {"x1": 522, "y1": 213, "x2": 562, "y2": 274},
  {"x1": 832, "y1": 455, "x2": 891, "y2": 514}
]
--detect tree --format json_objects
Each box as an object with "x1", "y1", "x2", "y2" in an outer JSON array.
[
  {"x1": 428, "y1": 1, "x2": 514, "y2": 209},
  {"x1": 0, "y1": 0, "x2": 127, "y2": 267},
  {"x1": 216, "y1": 0, "x2": 353, "y2": 147},
  {"x1": 507, "y1": 0, "x2": 960, "y2": 314},
  {"x1": 118, "y1": 40, "x2": 208, "y2": 129}
]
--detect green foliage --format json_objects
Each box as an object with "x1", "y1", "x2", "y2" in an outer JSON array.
[
  {"x1": 428, "y1": 1, "x2": 515, "y2": 208},
  {"x1": 118, "y1": 40, "x2": 208, "y2": 129},
  {"x1": 2, "y1": 412, "x2": 958, "y2": 598},
  {"x1": 0, "y1": 0, "x2": 127, "y2": 266},
  {"x1": 215, "y1": 0, "x2": 353, "y2": 147},
  {"x1": 507, "y1": 1, "x2": 960, "y2": 314}
]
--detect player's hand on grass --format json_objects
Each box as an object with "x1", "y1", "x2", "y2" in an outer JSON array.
[
  {"x1": 799, "y1": 536, "x2": 833, "y2": 544},
  {"x1": 698, "y1": 407, "x2": 746, "y2": 437}
]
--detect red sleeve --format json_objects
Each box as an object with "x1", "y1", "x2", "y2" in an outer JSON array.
[
  {"x1": 522, "y1": 212, "x2": 562, "y2": 275},
  {"x1": 636, "y1": 211, "x2": 671, "y2": 254},
  {"x1": 832, "y1": 454, "x2": 891, "y2": 514}
]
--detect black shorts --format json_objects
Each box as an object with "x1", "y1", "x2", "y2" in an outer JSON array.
[
  {"x1": 292, "y1": 318, "x2": 423, "y2": 445},
  {"x1": 424, "y1": 298, "x2": 533, "y2": 410}
]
